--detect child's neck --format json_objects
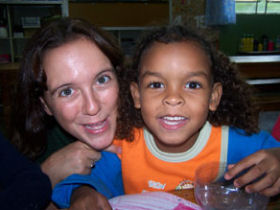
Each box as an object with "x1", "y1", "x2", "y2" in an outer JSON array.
[
  {"x1": 153, "y1": 135, "x2": 198, "y2": 153},
  {"x1": 143, "y1": 122, "x2": 210, "y2": 153}
]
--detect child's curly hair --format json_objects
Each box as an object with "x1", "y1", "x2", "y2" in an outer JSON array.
[{"x1": 117, "y1": 24, "x2": 259, "y2": 141}]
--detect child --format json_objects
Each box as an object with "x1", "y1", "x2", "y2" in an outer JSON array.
[{"x1": 52, "y1": 24, "x2": 280, "y2": 208}]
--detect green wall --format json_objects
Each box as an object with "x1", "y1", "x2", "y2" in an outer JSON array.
[{"x1": 219, "y1": 15, "x2": 280, "y2": 55}]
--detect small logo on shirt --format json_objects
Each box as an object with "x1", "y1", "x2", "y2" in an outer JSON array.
[
  {"x1": 175, "y1": 180, "x2": 194, "y2": 190},
  {"x1": 148, "y1": 180, "x2": 166, "y2": 190}
]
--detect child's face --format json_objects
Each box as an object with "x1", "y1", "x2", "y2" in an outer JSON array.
[
  {"x1": 40, "y1": 38, "x2": 119, "y2": 150},
  {"x1": 130, "y1": 41, "x2": 222, "y2": 153}
]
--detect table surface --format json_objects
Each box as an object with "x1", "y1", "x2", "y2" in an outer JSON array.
[{"x1": 170, "y1": 189, "x2": 196, "y2": 204}]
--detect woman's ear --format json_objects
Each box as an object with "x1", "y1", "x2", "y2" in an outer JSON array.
[
  {"x1": 40, "y1": 97, "x2": 53, "y2": 116},
  {"x1": 209, "y1": 82, "x2": 222, "y2": 112},
  {"x1": 130, "y1": 82, "x2": 141, "y2": 109}
]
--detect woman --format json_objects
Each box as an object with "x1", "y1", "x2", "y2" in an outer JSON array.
[{"x1": 10, "y1": 17, "x2": 127, "y2": 208}]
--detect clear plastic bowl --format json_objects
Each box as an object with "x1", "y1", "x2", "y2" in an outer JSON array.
[{"x1": 194, "y1": 162, "x2": 269, "y2": 210}]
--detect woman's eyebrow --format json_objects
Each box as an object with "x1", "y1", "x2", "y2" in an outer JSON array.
[
  {"x1": 95, "y1": 68, "x2": 115, "y2": 78},
  {"x1": 48, "y1": 68, "x2": 115, "y2": 96}
]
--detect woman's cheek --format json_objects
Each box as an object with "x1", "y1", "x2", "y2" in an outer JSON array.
[
  {"x1": 56, "y1": 101, "x2": 80, "y2": 122},
  {"x1": 100, "y1": 85, "x2": 119, "y2": 106}
]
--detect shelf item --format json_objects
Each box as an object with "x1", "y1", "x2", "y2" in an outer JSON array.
[
  {"x1": 21, "y1": 16, "x2": 41, "y2": 28},
  {"x1": 0, "y1": 26, "x2": 8, "y2": 38},
  {"x1": 0, "y1": 0, "x2": 68, "y2": 63},
  {"x1": 0, "y1": 54, "x2": 9, "y2": 63}
]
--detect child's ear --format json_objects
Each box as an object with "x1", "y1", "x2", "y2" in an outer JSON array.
[
  {"x1": 130, "y1": 82, "x2": 141, "y2": 109},
  {"x1": 209, "y1": 82, "x2": 222, "y2": 112},
  {"x1": 40, "y1": 97, "x2": 53, "y2": 116}
]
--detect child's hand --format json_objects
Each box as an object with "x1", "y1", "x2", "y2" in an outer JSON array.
[{"x1": 224, "y1": 148, "x2": 280, "y2": 197}]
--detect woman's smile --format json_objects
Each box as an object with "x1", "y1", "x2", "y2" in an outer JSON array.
[{"x1": 83, "y1": 119, "x2": 109, "y2": 135}]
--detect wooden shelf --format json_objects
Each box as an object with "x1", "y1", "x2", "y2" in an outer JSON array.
[
  {"x1": 0, "y1": 0, "x2": 65, "y2": 5},
  {"x1": 231, "y1": 56, "x2": 280, "y2": 111},
  {"x1": 0, "y1": 62, "x2": 20, "y2": 71},
  {"x1": 0, "y1": 1, "x2": 68, "y2": 63}
]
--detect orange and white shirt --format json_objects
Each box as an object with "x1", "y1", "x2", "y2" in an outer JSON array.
[{"x1": 114, "y1": 121, "x2": 229, "y2": 194}]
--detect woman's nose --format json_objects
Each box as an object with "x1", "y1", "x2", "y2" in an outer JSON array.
[{"x1": 83, "y1": 91, "x2": 100, "y2": 115}]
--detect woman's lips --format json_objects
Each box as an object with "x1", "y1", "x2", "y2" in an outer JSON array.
[{"x1": 84, "y1": 119, "x2": 109, "y2": 134}]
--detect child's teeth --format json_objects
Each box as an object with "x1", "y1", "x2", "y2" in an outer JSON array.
[{"x1": 163, "y1": 116, "x2": 185, "y2": 121}]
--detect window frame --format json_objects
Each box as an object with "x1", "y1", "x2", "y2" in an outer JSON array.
[{"x1": 236, "y1": 0, "x2": 280, "y2": 14}]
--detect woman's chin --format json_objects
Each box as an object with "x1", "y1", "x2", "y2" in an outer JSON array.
[{"x1": 86, "y1": 136, "x2": 114, "y2": 151}]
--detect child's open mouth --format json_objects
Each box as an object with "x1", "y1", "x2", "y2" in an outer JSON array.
[{"x1": 159, "y1": 116, "x2": 187, "y2": 130}]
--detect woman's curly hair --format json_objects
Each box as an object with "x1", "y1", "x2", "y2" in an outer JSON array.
[{"x1": 117, "y1": 24, "x2": 259, "y2": 141}]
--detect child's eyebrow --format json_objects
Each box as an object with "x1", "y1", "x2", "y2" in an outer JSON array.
[
  {"x1": 139, "y1": 71, "x2": 162, "y2": 80},
  {"x1": 140, "y1": 70, "x2": 209, "y2": 80},
  {"x1": 187, "y1": 71, "x2": 210, "y2": 78}
]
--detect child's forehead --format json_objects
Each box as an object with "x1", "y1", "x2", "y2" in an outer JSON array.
[
  {"x1": 141, "y1": 41, "x2": 210, "y2": 66},
  {"x1": 138, "y1": 41, "x2": 212, "y2": 79},
  {"x1": 143, "y1": 41, "x2": 207, "y2": 58}
]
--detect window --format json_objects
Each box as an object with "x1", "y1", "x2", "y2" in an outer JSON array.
[{"x1": 236, "y1": 0, "x2": 280, "y2": 14}]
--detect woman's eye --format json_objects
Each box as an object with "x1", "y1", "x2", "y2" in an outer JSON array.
[
  {"x1": 185, "y1": 81, "x2": 201, "y2": 89},
  {"x1": 148, "y1": 82, "x2": 164, "y2": 89},
  {"x1": 97, "y1": 75, "x2": 110, "y2": 85},
  {"x1": 60, "y1": 88, "x2": 73, "y2": 97}
]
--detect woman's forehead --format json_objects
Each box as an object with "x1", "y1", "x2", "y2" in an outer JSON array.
[{"x1": 42, "y1": 38, "x2": 112, "y2": 87}]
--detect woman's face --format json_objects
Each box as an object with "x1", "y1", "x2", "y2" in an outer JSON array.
[{"x1": 41, "y1": 38, "x2": 119, "y2": 150}]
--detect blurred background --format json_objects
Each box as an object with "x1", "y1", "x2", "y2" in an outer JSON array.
[{"x1": 0, "y1": 0, "x2": 280, "y2": 135}]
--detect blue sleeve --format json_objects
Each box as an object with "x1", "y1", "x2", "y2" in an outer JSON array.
[
  {"x1": 227, "y1": 127, "x2": 280, "y2": 165},
  {"x1": 52, "y1": 151, "x2": 124, "y2": 208}
]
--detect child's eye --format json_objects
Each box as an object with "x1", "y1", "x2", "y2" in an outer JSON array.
[
  {"x1": 148, "y1": 82, "x2": 164, "y2": 89},
  {"x1": 185, "y1": 81, "x2": 201, "y2": 89},
  {"x1": 97, "y1": 75, "x2": 111, "y2": 85},
  {"x1": 60, "y1": 88, "x2": 73, "y2": 97}
]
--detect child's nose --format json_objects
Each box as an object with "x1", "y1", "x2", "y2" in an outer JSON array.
[{"x1": 163, "y1": 89, "x2": 184, "y2": 106}]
